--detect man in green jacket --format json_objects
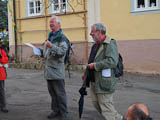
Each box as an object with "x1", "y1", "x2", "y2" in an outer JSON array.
[
  {"x1": 81, "y1": 23, "x2": 122, "y2": 120},
  {"x1": 43, "y1": 16, "x2": 68, "y2": 120}
]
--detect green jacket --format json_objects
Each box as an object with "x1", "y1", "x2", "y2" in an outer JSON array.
[
  {"x1": 83, "y1": 36, "x2": 119, "y2": 94},
  {"x1": 43, "y1": 29, "x2": 68, "y2": 80}
]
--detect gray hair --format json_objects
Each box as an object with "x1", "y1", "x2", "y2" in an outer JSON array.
[
  {"x1": 51, "y1": 15, "x2": 61, "y2": 25},
  {"x1": 92, "y1": 23, "x2": 106, "y2": 34}
]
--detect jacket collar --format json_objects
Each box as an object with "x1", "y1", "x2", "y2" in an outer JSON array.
[
  {"x1": 94, "y1": 36, "x2": 111, "y2": 59},
  {"x1": 103, "y1": 36, "x2": 111, "y2": 44},
  {"x1": 53, "y1": 29, "x2": 63, "y2": 39},
  {"x1": 50, "y1": 29, "x2": 63, "y2": 43}
]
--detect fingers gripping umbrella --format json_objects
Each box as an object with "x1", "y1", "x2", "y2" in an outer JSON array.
[{"x1": 78, "y1": 87, "x2": 87, "y2": 119}]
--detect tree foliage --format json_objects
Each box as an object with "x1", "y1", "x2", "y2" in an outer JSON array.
[{"x1": 0, "y1": 0, "x2": 8, "y2": 32}]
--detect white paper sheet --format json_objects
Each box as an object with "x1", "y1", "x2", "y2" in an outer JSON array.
[
  {"x1": 24, "y1": 43, "x2": 41, "y2": 55},
  {"x1": 102, "y1": 69, "x2": 111, "y2": 77}
]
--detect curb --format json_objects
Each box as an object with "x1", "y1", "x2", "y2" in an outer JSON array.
[
  {"x1": 8, "y1": 63, "x2": 86, "y2": 71},
  {"x1": 8, "y1": 63, "x2": 160, "y2": 75}
]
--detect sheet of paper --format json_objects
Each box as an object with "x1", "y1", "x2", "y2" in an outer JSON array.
[
  {"x1": 24, "y1": 43, "x2": 41, "y2": 55},
  {"x1": 102, "y1": 69, "x2": 111, "y2": 77},
  {"x1": 24, "y1": 43, "x2": 35, "y2": 48},
  {"x1": 33, "y1": 47, "x2": 41, "y2": 55}
]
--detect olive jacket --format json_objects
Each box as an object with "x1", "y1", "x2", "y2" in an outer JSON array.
[
  {"x1": 82, "y1": 36, "x2": 119, "y2": 94},
  {"x1": 43, "y1": 29, "x2": 68, "y2": 80}
]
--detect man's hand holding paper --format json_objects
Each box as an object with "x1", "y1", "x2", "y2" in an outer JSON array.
[{"x1": 24, "y1": 43, "x2": 41, "y2": 55}]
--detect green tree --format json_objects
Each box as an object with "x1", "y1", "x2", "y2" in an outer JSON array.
[{"x1": 0, "y1": 0, "x2": 8, "y2": 32}]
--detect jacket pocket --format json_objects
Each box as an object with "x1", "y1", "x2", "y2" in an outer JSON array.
[
  {"x1": 99, "y1": 76, "x2": 112, "y2": 91},
  {"x1": 99, "y1": 75, "x2": 116, "y2": 91}
]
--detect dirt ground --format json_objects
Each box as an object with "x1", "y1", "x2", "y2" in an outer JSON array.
[{"x1": 0, "y1": 68, "x2": 160, "y2": 120}]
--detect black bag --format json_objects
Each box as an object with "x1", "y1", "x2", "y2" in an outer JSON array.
[
  {"x1": 62, "y1": 37, "x2": 74, "y2": 78},
  {"x1": 114, "y1": 53, "x2": 124, "y2": 78},
  {"x1": 63, "y1": 38, "x2": 73, "y2": 65},
  {"x1": 48, "y1": 32, "x2": 73, "y2": 78},
  {"x1": 103, "y1": 40, "x2": 124, "y2": 78}
]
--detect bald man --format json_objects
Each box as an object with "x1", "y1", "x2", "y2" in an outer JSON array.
[{"x1": 125, "y1": 103, "x2": 152, "y2": 120}]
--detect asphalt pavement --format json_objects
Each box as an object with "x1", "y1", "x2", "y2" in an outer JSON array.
[{"x1": 0, "y1": 68, "x2": 160, "y2": 120}]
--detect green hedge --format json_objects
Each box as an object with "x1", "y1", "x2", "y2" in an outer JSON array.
[{"x1": 1, "y1": 37, "x2": 9, "y2": 51}]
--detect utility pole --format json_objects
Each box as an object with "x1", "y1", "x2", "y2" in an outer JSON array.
[{"x1": 13, "y1": 0, "x2": 17, "y2": 61}]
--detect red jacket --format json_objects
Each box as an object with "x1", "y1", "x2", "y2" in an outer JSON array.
[
  {"x1": 0, "y1": 44, "x2": 9, "y2": 64},
  {"x1": 0, "y1": 66, "x2": 7, "y2": 80},
  {"x1": 0, "y1": 43, "x2": 8, "y2": 80}
]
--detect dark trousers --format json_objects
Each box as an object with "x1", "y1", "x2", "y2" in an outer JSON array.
[
  {"x1": 47, "y1": 80, "x2": 68, "y2": 115},
  {"x1": 0, "y1": 80, "x2": 6, "y2": 108}
]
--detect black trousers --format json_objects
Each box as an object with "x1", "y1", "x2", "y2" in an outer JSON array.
[
  {"x1": 47, "y1": 80, "x2": 68, "y2": 115},
  {"x1": 0, "y1": 80, "x2": 6, "y2": 108}
]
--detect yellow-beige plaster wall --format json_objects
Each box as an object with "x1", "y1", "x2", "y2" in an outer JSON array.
[
  {"x1": 100, "y1": 0, "x2": 160, "y2": 74},
  {"x1": 9, "y1": 0, "x2": 88, "y2": 63},
  {"x1": 100, "y1": 0, "x2": 160, "y2": 40}
]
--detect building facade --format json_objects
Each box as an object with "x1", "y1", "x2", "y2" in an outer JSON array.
[{"x1": 8, "y1": 0, "x2": 160, "y2": 74}]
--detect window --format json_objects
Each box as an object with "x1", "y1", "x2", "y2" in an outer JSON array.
[
  {"x1": 27, "y1": 0, "x2": 42, "y2": 16},
  {"x1": 134, "y1": 0, "x2": 158, "y2": 11},
  {"x1": 50, "y1": 0, "x2": 68, "y2": 13}
]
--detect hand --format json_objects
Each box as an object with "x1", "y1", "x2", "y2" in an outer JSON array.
[
  {"x1": 79, "y1": 87, "x2": 87, "y2": 96},
  {"x1": 82, "y1": 74, "x2": 85, "y2": 80},
  {"x1": 87, "y1": 63, "x2": 95, "y2": 70},
  {"x1": 45, "y1": 40, "x2": 53, "y2": 48}
]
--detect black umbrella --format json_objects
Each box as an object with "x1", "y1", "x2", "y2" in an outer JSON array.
[{"x1": 78, "y1": 87, "x2": 87, "y2": 119}]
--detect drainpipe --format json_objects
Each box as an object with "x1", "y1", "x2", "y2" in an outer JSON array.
[
  {"x1": 83, "y1": 0, "x2": 88, "y2": 63},
  {"x1": 18, "y1": 0, "x2": 22, "y2": 62},
  {"x1": 13, "y1": 0, "x2": 18, "y2": 61}
]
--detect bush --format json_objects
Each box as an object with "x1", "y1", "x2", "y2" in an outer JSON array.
[{"x1": 1, "y1": 37, "x2": 9, "y2": 51}]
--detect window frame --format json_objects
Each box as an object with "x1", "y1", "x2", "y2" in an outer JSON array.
[
  {"x1": 134, "y1": 0, "x2": 158, "y2": 11},
  {"x1": 50, "y1": 0, "x2": 69, "y2": 14},
  {"x1": 27, "y1": 0, "x2": 43, "y2": 16},
  {"x1": 131, "y1": 0, "x2": 160, "y2": 15}
]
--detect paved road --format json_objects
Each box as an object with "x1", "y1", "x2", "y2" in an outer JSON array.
[{"x1": 0, "y1": 68, "x2": 160, "y2": 120}]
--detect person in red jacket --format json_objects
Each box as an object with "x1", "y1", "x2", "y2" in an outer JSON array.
[{"x1": 0, "y1": 39, "x2": 9, "y2": 113}]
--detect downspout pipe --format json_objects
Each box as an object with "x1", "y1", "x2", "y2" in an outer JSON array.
[
  {"x1": 83, "y1": 0, "x2": 88, "y2": 62},
  {"x1": 13, "y1": 0, "x2": 17, "y2": 61}
]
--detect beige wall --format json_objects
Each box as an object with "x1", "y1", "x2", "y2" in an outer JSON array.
[
  {"x1": 100, "y1": 0, "x2": 160, "y2": 40},
  {"x1": 99, "y1": 0, "x2": 160, "y2": 74},
  {"x1": 9, "y1": 0, "x2": 88, "y2": 62},
  {"x1": 9, "y1": 0, "x2": 160, "y2": 74},
  {"x1": 12, "y1": 0, "x2": 87, "y2": 44},
  {"x1": 117, "y1": 39, "x2": 160, "y2": 74}
]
